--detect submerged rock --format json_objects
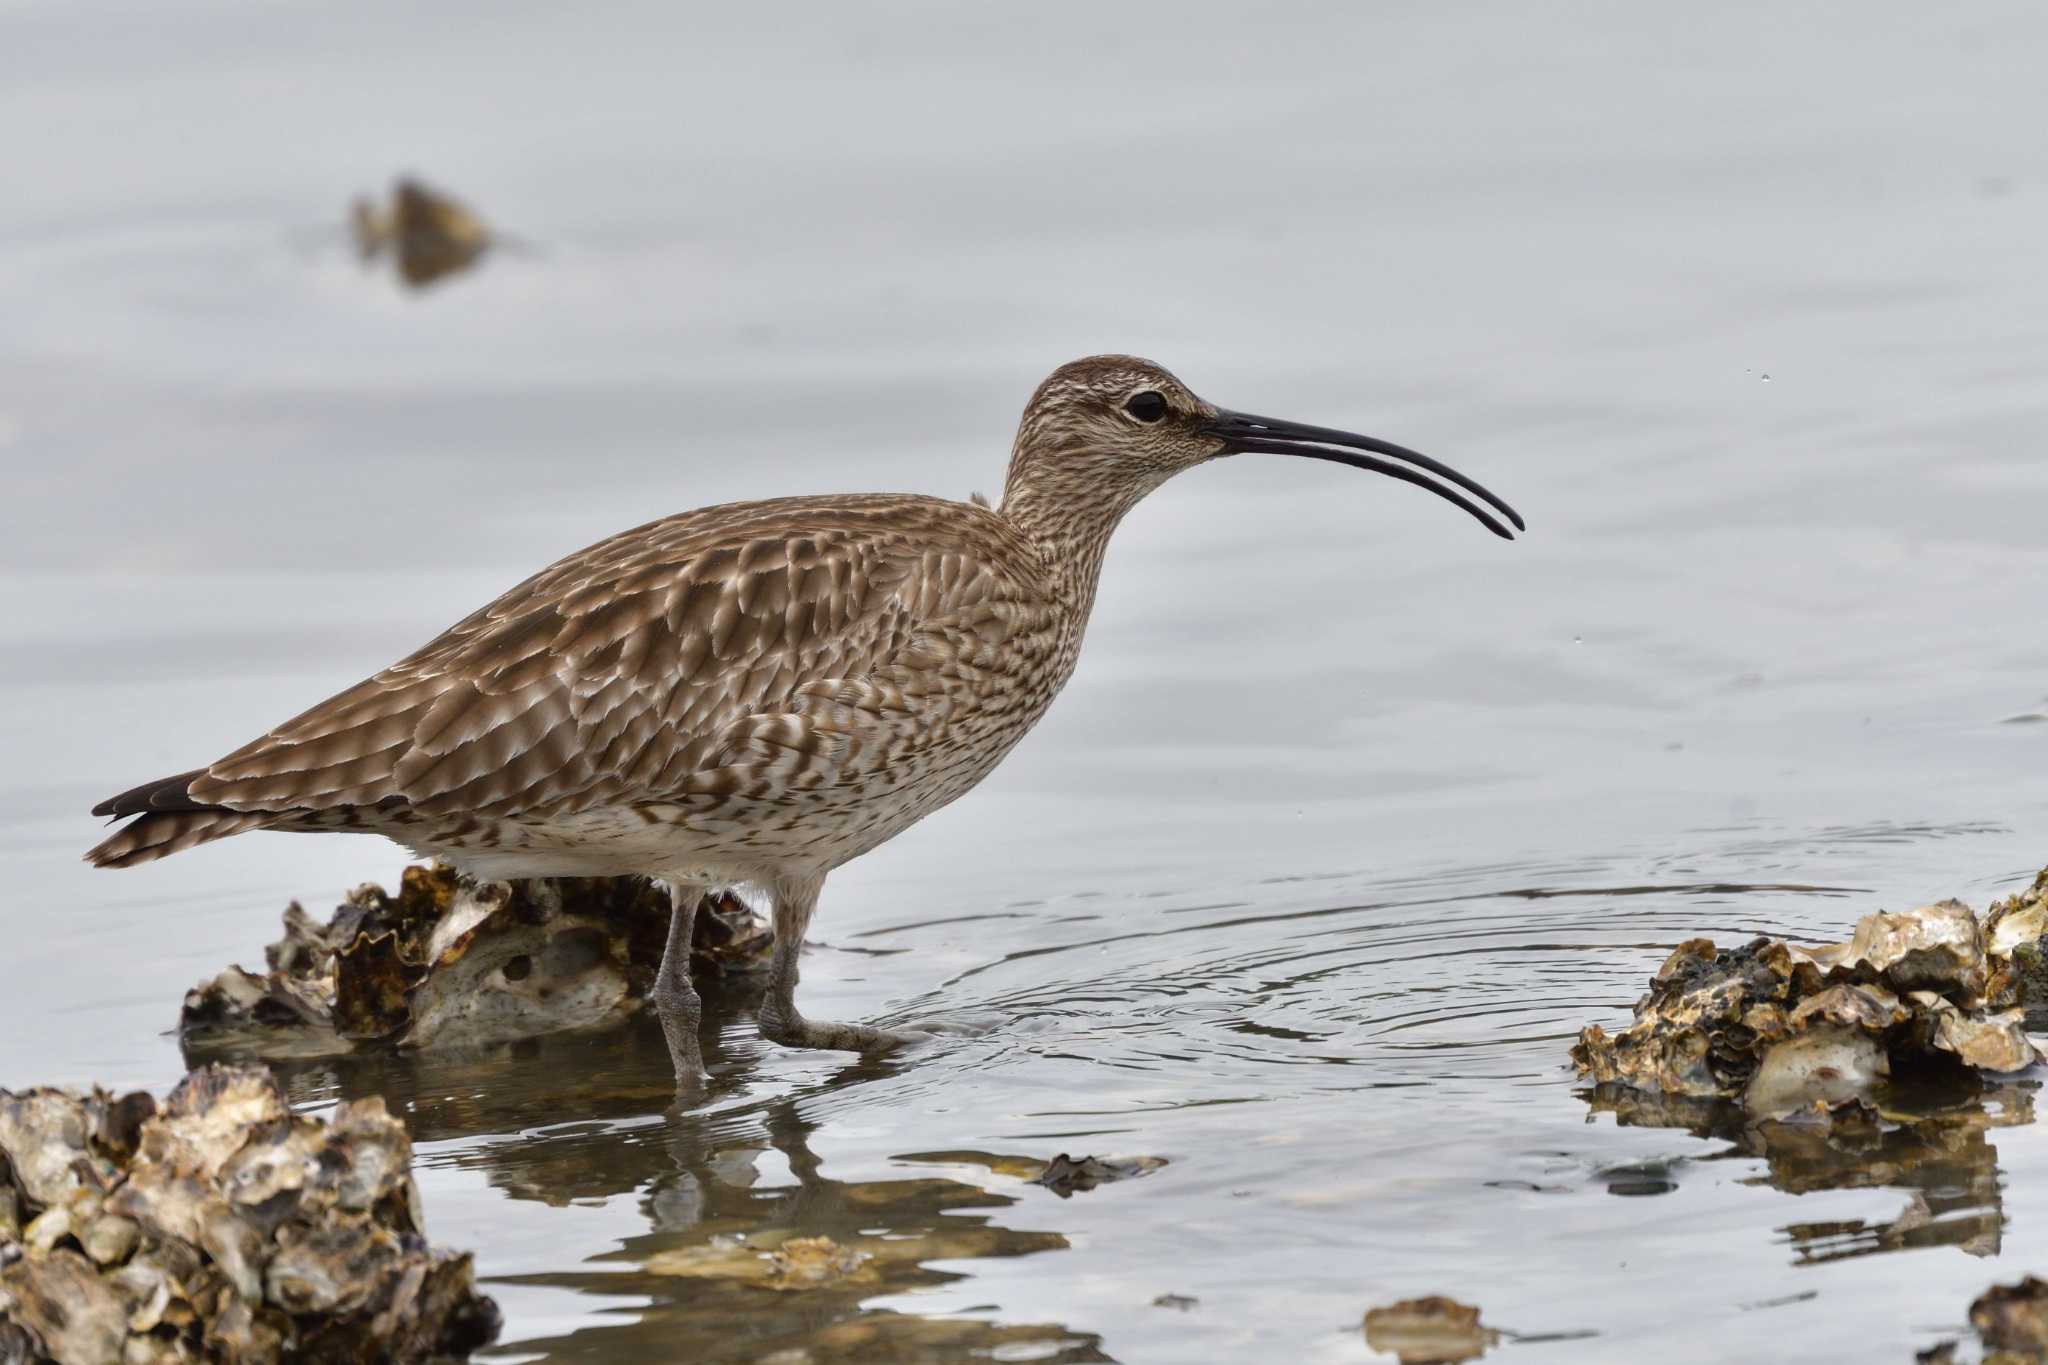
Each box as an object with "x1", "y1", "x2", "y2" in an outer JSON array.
[
  {"x1": 643, "y1": 1220, "x2": 1067, "y2": 1297},
  {"x1": 764, "y1": 1236, "x2": 874, "y2": 1291},
  {"x1": 640, "y1": 1233, "x2": 880, "y2": 1293},
  {"x1": 1029, "y1": 1154, "x2": 1166, "y2": 1198},
  {"x1": 0, "y1": 1065, "x2": 498, "y2": 1363},
  {"x1": 1363, "y1": 1296, "x2": 1498, "y2": 1364},
  {"x1": 181, "y1": 864, "x2": 770, "y2": 1059},
  {"x1": 896, "y1": 1150, "x2": 1169, "y2": 1198},
  {"x1": 1572, "y1": 890, "x2": 2048, "y2": 1120}
]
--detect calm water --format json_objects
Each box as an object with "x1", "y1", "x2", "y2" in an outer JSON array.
[{"x1": 5, "y1": 2, "x2": 2048, "y2": 1360}]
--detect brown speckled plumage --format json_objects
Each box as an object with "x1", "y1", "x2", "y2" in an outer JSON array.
[
  {"x1": 88, "y1": 355, "x2": 1520, "y2": 1074},
  {"x1": 94, "y1": 494, "x2": 1062, "y2": 879}
]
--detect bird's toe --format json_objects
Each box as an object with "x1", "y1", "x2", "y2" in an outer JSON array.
[{"x1": 892, "y1": 1010, "x2": 1002, "y2": 1041}]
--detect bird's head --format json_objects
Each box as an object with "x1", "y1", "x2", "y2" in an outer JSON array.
[{"x1": 1002, "y1": 354, "x2": 1522, "y2": 541}]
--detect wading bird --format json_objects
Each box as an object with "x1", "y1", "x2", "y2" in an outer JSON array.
[{"x1": 87, "y1": 355, "x2": 1522, "y2": 1081}]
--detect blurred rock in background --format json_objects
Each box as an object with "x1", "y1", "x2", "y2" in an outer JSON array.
[{"x1": 350, "y1": 177, "x2": 493, "y2": 290}]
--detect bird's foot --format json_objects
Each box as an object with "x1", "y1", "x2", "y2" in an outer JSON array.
[
  {"x1": 653, "y1": 977, "x2": 707, "y2": 1089},
  {"x1": 757, "y1": 1005, "x2": 997, "y2": 1055},
  {"x1": 892, "y1": 1010, "x2": 1003, "y2": 1040},
  {"x1": 757, "y1": 1007, "x2": 913, "y2": 1054}
]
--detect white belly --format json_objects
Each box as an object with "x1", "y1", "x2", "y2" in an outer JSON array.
[{"x1": 393, "y1": 729, "x2": 1022, "y2": 886}]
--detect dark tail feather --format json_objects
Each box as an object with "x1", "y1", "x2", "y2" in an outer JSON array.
[
  {"x1": 86, "y1": 809, "x2": 277, "y2": 868},
  {"x1": 87, "y1": 770, "x2": 274, "y2": 867},
  {"x1": 93, "y1": 769, "x2": 214, "y2": 818}
]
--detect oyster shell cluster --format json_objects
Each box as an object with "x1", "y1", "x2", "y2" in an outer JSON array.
[
  {"x1": 180, "y1": 864, "x2": 770, "y2": 1058},
  {"x1": 0, "y1": 1065, "x2": 498, "y2": 1363},
  {"x1": 1573, "y1": 885, "x2": 2048, "y2": 1120}
]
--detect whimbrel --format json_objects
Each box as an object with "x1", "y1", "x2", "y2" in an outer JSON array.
[{"x1": 86, "y1": 356, "x2": 1522, "y2": 1081}]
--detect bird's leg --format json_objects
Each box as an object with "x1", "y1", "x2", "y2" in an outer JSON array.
[
  {"x1": 757, "y1": 873, "x2": 921, "y2": 1053},
  {"x1": 653, "y1": 883, "x2": 706, "y2": 1083}
]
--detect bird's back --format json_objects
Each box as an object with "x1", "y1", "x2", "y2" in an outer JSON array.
[{"x1": 89, "y1": 492, "x2": 1068, "y2": 869}]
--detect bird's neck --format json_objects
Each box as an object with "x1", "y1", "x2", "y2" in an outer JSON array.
[{"x1": 998, "y1": 457, "x2": 1166, "y2": 621}]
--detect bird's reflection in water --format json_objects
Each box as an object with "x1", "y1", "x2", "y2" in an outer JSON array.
[
  {"x1": 253, "y1": 975, "x2": 1108, "y2": 1363},
  {"x1": 1583, "y1": 1071, "x2": 2037, "y2": 1267}
]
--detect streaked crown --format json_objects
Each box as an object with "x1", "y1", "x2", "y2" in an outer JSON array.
[{"x1": 1002, "y1": 355, "x2": 1225, "y2": 523}]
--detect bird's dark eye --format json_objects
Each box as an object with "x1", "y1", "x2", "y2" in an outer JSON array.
[{"x1": 1125, "y1": 391, "x2": 1168, "y2": 423}]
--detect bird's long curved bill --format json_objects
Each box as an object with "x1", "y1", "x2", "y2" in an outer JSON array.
[{"x1": 1204, "y1": 410, "x2": 1524, "y2": 539}]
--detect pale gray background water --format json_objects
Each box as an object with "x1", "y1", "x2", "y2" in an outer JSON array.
[{"x1": 4, "y1": 2, "x2": 2047, "y2": 1361}]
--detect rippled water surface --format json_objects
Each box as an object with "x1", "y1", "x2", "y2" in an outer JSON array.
[{"x1": 6, "y1": 2, "x2": 2048, "y2": 1360}]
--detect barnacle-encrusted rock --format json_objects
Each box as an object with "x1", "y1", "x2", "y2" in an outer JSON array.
[
  {"x1": 1570, "y1": 936, "x2": 1804, "y2": 1102},
  {"x1": 1988, "y1": 867, "x2": 2048, "y2": 1028},
  {"x1": 181, "y1": 864, "x2": 770, "y2": 1058},
  {"x1": 0, "y1": 1065, "x2": 497, "y2": 1363},
  {"x1": 1572, "y1": 885, "x2": 2048, "y2": 1120}
]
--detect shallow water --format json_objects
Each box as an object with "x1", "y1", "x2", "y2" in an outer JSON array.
[{"x1": 5, "y1": 1, "x2": 2048, "y2": 1360}]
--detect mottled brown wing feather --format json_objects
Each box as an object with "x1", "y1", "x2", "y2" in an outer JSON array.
[
  {"x1": 673, "y1": 549, "x2": 1059, "y2": 809},
  {"x1": 187, "y1": 495, "x2": 1040, "y2": 822}
]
